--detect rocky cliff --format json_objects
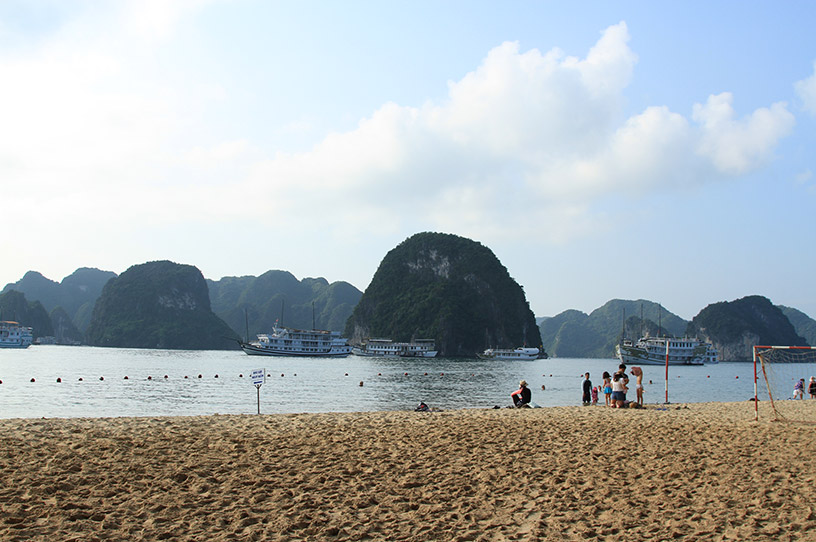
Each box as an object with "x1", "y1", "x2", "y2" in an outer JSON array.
[
  {"x1": 344, "y1": 232, "x2": 539, "y2": 357},
  {"x1": 687, "y1": 295, "x2": 806, "y2": 361},
  {"x1": 86, "y1": 261, "x2": 238, "y2": 350}
]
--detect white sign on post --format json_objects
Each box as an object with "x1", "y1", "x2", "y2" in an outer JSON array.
[
  {"x1": 251, "y1": 368, "x2": 265, "y2": 386},
  {"x1": 251, "y1": 368, "x2": 265, "y2": 414}
]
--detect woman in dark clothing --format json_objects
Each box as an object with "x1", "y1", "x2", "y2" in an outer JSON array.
[{"x1": 511, "y1": 380, "x2": 531, "y2": 407}]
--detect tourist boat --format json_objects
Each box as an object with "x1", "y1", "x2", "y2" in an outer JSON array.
[
  {"x1": 352, "y1": 338, "x2": 438, "y2": 358},
  {"x1": 0, "y1": 321, "x2": 34, "y2": 349},
  {"x1": 477, "y1": 347, "x2": 541, "y2": 361},
  {"x1": 238, "y1": 326, "x2": 352, "y2": 357},
  {"x1": 615, "y1": 336, "x2": 718, "y2": 365}
]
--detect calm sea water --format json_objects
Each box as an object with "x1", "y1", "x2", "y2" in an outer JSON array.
[{"x1": 0, "y1": 345, "x2": 803, "y2": 419}]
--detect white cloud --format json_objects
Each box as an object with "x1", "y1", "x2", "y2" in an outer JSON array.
[
  {"x1": 0, "y1": 13, "x2": 798, "y2": 273},
  {"x1": 692, "y1": 93, "x2": 795, "y2": 175},
  {"x1": 795, "y1": 61, "x2": 816, "y2": 115}
]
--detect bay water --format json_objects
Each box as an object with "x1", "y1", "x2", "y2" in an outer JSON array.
[{"x1": 0, "y1": 345, "x2": 784, "y2": 419}]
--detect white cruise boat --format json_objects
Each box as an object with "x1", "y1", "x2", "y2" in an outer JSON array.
[
  {"x1": 352, "y1": 338, "x2": 438, "y2": 358},
  {"x1": 616, "y1": 336, "x2": 718, "y2": 366},
  {"x1": 239, "y1": 326, "x2": 351, "y2": 357},
  {"x1": 0, "y1": 321, "x2": 34, "y2": 349},
  {"x1": 477, "y1": 347, "x2": 540, "y2": 361}
]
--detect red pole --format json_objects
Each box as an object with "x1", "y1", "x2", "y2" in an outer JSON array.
[
  {"x1": 753, "y1": 346, "x2": 758, "y2": 421},
  {"x1": 664, "y1": 338, "x2": 669, "y2": 403}
]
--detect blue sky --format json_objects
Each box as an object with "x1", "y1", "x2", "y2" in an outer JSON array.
[{"x1": 2, "y1": 1, "x2": 815, "y2": 321}]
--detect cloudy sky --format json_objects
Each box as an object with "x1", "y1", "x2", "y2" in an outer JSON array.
[{"x1": 2, "y1": 1, "x2": 815, "y2": 320}]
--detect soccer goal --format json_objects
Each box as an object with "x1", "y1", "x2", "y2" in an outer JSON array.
[{"x1": 753, "y1": 345, "x2": 816, "y2": 422}]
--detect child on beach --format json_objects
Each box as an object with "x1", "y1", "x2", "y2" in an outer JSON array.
[
  {"x1": 591, "y1": 386, "x2": 599, "y2": 405},
  {"x1": 602, "y1": 371, "x2": 612, "y2": 407},
  {"x1": 630, "y1": 366, "x2": 644, "y2": 406}
]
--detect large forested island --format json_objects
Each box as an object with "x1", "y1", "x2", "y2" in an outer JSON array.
[
  {"x1": 85, "y1": 261, "x2": 239, "y2": 350},
  {"x1": 345, "y1": 232, "x2": 540, "y2": 357}
]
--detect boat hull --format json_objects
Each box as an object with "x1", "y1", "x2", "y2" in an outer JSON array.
[
  {"x1": 616, "y1": 344, "x2": 709, "y2": 366},
  {"x1": 240, "y1": 341, "x2": 351, "y2": 357}
]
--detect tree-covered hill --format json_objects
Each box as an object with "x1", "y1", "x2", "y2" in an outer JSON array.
[
  {"x1": 86, "y1": 261, "x2": 238, "y2": 350},
  {"x1": 344, "y1": 232, "x2": 539, "y2": 357},
  {"x1": 688, "y1": 295, "x2": 806, "y2": 361},
  {"x1": 539, "y1": 300, "x2": 686, "y2": 358},
  {"x1": 207, "y1": 271, "x2": 361, "y2": 338},
  {"x1": 2, "y1": 268, "x2": 116, "y2": 332},
  {"x1": 778, "y1": 305, "x2": 816, "y2": 346},
  {"x1": 0, "y1": 290, "x2": 53, "y2": 339}
]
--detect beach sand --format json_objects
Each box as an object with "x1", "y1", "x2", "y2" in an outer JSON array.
[{"x1": 1, "y1": 401, "x2": 815, "y2": 541}]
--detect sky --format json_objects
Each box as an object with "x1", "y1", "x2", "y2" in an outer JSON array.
[{"x1": 1, "y1": 1, "x2": 815, "y2": 321}]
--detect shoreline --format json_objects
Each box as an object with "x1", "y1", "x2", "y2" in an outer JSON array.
[{"x1": 1, "y1": 401, "x2": 815, "y2": 541}]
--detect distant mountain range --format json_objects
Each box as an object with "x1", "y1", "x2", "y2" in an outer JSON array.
[
  {"x1": 2, "y1": 265, "x2": 361, "y2": 346},
  {"x1": 4, "y1": 261, "x2": 814, "y2": 359},
  {"x1": 539, "y1": 296, "x2": 816, "y2": 361}
]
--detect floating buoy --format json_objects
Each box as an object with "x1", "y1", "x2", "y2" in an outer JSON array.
[
  {"x1": 404, "y1": 372, "x2": 408, "y2": 376},
  {"x1": 239, "y1": 374, "x2": 243, "y2": 378},
  {"x1": 707, "y1": 375, "x2": 710, "y2": 378},
  {"x1": 359, "y1": 381, "x2": 364, "y2": 387},
  {"x1": 147, "y1": 376, "x2": 152, "y2": 380},
  {"x1": 293, "y1": 373, "x2": 297, "y2": 376},
  {"x1": 78, "y1": 377, "x2": 83, "y2": 382},
  {"x1": 164, "y1": 375, "x2": 169, "y2": 379},
  {"x1": 440, "y1": 373, "x2": 444, "y2": 376},
  {"x1": 124, "y1": 376, "x2": 129, "y2": 380},
  {"x1": 424, "y1": 372, "x2": 428, "y2": 376},
  {"x1": 214, "y1": 374, "x2": 219, "y2": 378},
  {"x1": 99, "y1": 376, "x2": 104, "y2": 381},
  {"x1": 344, "y1": 373, "x2": 349, "y2": 377},
  {"x1": 281, "y1": 374, "x2": 285, "y2": 377},
  {"x1": 56, "y1": 378, "x2": 62, "y2": 383},
  {"x1": 198, "y1": 374, "x2": 202, "y2": 379},
  {"x1": 736, "y1": 375, "x2": 739, "y2": 379},
  {"x1": 0, "y1": 380, "x2": 3, "y2": 384},
  {"x1": 30, "y1": 378, "x2": 35, "y2": 382},
  {"x1": 184, "y1": 375, "x2": 188, "y2": 379},
  {"x1": 378, "y1": 373, "x2": 382, "y2": 376}
]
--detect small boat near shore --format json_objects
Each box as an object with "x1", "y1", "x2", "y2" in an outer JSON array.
[
  {"x1": 238, "y1": 326, "x2": 352, "y2": 357},
  {"x1": 352, "y1": 338, "x2": 438, "y2": 358},
  {"x1": 0, "y1": 321, "x2": 34, "y2": 349},
  {"x1": 616, "y1": 336, "x2": 718, "y2": 366},
  {"x1": 477, "y1": 347, "x2": 541, "y2": 361}
]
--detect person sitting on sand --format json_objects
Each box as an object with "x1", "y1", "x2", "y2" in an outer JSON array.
[
  {"x1": 511, "y1": 380, "x2": 531, "y2": 408},
  {"x1": 630, "y1": 366, "x2": 644, "y2": 406}
]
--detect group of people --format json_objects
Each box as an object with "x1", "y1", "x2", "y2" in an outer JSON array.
[
  {"x1": 793, "y1": 376, "x2": 816, "y2": 399},
  {"x1": 582, "y1": 364, "x2": 643, "y2": 408}
]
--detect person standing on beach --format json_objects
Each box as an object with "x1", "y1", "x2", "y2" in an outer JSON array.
[
  {"x1": 602, "y1": 371, "x2": 612, "y2": 407},
  {"x1": 582, "y1": 372, "x2": 592, "y2": 405},
  {"x1": 809, "y1": 377, "x2": 816, "y2": 399},
  {"x1": 630, "y1": 366, "x2": 644, "y2": 406},
  {"x1": 511, "y1": 380, "x2": 531, "y2": 408},
  {"x1": 793, "y1": 378, "x2": 805, "y2": 399}
]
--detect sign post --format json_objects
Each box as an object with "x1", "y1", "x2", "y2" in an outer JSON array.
[{"x1": 251, "y1": 368, "x2": 265, "y2": 414}]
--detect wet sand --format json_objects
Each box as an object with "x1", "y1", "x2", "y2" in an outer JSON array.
[{"x1": 1, "y1": 401, "x2": 815, "y2": 541}]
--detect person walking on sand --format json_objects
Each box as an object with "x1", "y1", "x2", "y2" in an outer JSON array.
[
  {"x1": 582, "y1": 372, "x2": 592, "y2": 406},
  {"x1": 630, "y1": 366, "x2": 644, "y2": 406},
  {"x1": 511, "y1": 380, "x2": 531, "y2": 408},
  {"x1": 809, "y1": 377, "x2": 816, "y2": 399},
  {"x1": 793, "y1": 378, "x2": 805, "y2": 400},
  {"x1": 602, "y1": 371, "x2": 612, "y2": 407}
]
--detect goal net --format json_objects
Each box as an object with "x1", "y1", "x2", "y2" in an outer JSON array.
[{"x1": 753, "y1": 345, "x2": 816, "y2": 422}]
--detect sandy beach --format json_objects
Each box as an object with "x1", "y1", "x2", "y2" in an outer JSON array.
[{"x1": 1, "y1": 401, "x2": 815, "y2": 541}]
